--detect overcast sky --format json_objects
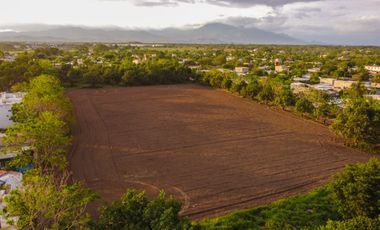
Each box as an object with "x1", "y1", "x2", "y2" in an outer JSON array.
[{"x1": 1, "y1": 0, "x2": 380, "y2": 45}]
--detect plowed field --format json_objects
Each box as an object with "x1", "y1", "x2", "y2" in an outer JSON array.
[{"x1": 67, "y1": 84, "x2": 370, "y2": 219}]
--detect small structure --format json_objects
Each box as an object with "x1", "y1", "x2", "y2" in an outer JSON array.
[
  {"x1": 132, "y1": 59, "x2": 141, "y2": 65},
  {"x1": 365, "y1": 65, "x2": 380, "y2": 73},
  {"x1": 235, "y1": 67, "x2": 249, "y2": 75},
  {"x1": 0, "y1": 152, "x2": 17, "y2": 169},
  {"x1": 320, "y1": 78, "x2": 335, "y2": 85},
  {"x1": 0, "y1": 55, "x2": 16, "y2": 62},
  {"x1": 275, "y1": 65, "x2": 289, "y2": 73},
  {"x1": 274, "y1": 58, "x2": 289, "y2": 73},
  {"x1": 0, "y1": 170, "x2": 22, "y2": 190},
  {"x1": 366, "y1": 94, "x2": 380, "y2": 101},
  {"x1": 371, "y1": 82, "x2": 380, "y2": 89},
  {"x1": 0, "y1": 92, "x2": 24, "y2": 105},
  {"x1": 308, "y1": 68, "x2": 320, "y2": 73},
  {"x1": 226, "y1": 56, "x2": 235, "y2": 62},
  {"x1": 0, "y1": 92, "x2": 24, "y2": 130},
  {"x1": 332, "y1": 80, "x2": 356, "y2": 90},
  {"x1": 309, "y1": 83, "x2": 337, "y2": 95},
  {"x1": 0, "y1": 170, "x2": 23, "y2": 229}
]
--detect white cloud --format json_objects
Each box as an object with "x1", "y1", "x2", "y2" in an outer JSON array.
[
  {"x1": 0, "y1": 0, "x2": 379, "y2": 44},
  {"x1": 0, "y1": 0, "x2": 271, "y2": 29}
]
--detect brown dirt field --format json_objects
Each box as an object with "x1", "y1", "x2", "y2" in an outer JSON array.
[{"x1": 67, "y1": 84, "x2": 372, "y2": 220}]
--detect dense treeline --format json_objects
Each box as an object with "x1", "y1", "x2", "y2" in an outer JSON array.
[
  {"x1": 0, "y1": 48, "x2": 196, "y2": 90},
  {"x1": 198, "y1": 70, "x2": 380, "y2": 153},
  {"x1": 76, "y1": 59, "x2": 194, "y2": 87}
]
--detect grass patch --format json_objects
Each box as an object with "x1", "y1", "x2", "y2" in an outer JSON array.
[{"x1": 196, "y1": 187, "x2": 340, "y2": 230}]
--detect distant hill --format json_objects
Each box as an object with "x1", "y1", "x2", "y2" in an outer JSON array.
[{"x1": 0, "y1": 23, "x2": 303, "y2": 44}]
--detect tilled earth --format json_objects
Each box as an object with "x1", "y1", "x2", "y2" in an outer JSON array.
[{"x1": 67, "y1": 84, "x2": 371, "y2": 219}]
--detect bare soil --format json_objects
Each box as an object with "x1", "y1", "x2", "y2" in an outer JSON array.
[{"x1": 67, "y1": 84, "x2": 371, "y2": 220}]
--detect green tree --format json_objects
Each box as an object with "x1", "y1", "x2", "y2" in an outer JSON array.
[
  {"x1": 4, "y1": 111, "x2": 71, "y2": 173},
  {"x1": 330, "y1": 97, "x2": 380, "y2": 149},
  {"x1": 83, "y1": 64, "x2": 103, "y2": 87},
  {"x1": 11, "y1": 75, "x2": 72, "y2": 124}
]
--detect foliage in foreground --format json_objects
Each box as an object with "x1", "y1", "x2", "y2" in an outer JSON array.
[
  {"x1": 329, "y1": 158, "x2": 380, "y2": 219},
  {"x1": 1, "y1": 75, "x2": 97, "y2": 229},
  {"x1": 320, "y1": 216, "x2": 380, "y2": 230},
  {"x1": 92, "y1": 190, "x2": 191, "y2": 230},
  {"x1": 3, "y1": 170, "x2": 97, "y2": 229}
]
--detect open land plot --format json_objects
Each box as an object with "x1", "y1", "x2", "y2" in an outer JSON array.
[{"x1": 67, "y1": 84, "x2": 371, "y2": 220}]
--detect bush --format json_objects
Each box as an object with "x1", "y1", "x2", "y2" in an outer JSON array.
[
  {"x1": 330, "y1": 158, "x2": 380, "y2": 219},
  {"x1": 93, "y1": 190, "x2": 190, "y2": 230},
  {"x1": 296, "y1": 97, "x2": 315, "y2": 114},
  {"x1": 244, "y1": 79, "x2": 262, "y2": 99},
  {"x1": 230, "y1": 80, "x2": 247, "y2": 94},
  {"x1": 221, "y1": 77, "x2": 233, "y2": 89},
  {"x1": 273, "y1": 85, "x2": 295, "y2": 107},
  {"x1": 321, "y1": 216, "x2": 380, "y2": 230}
]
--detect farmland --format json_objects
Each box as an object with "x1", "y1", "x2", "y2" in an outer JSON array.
[{"x1": 67, "y1": 84, "x2": 371, "y2": 220}]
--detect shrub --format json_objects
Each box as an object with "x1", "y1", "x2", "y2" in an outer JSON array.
[
  {"x1": 257, "y1": 83, "x2": 274, "y2": 102},
  {"x1": 330, "y1": 158, "x2": 380, "y2": 219},
  {"x1": 296, "y1": 97, "x2": 315, "y2": 114},
  {"x1": 221, "y1": 77, "x2": 233, "y2": 89},
  {"x1": 244, "y1": 79, "x2": 262, "y2": 99},
  {"x1": 321, "y1": 216, "x2": 380, "y2": 230},
  {"x1": 93, "y1": 190, "x2": 190, "y2": 230}
]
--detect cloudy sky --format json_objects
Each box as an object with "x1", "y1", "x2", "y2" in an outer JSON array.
[{"x1": 0, "y1": 0, "x2": 380, "y2": 45}]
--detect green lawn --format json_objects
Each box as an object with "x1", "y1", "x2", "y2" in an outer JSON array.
[{"x1": 196, "y1": 187, "x2": 340, "y2": 230}]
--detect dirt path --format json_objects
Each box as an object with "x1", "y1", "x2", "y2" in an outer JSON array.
[{"x1": 67, "y1": 84, "x2": 372, "y2": 220}]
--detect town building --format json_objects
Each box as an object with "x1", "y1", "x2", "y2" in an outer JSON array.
[
  {"x1": 365, "y1": 65, "x2": 380, "y2": 73},
  {"x1": 332, "y1": 80, "x2": 357, "y2": 89},
  {"x1": 320, "y1": 78, "x2": 335, "y2": 85},
  {"x1": 366, "y1": 94, "x2": 380, "y2": 101},
  {"x1": 226, "y1": 56, "x2": 235, "y2": 62},
  {"x1": 0, "y1": 55, "x2": 16, "y2": 62},
  {"x1": 0, "y1": 92, "x2": 24, "y2": 105},
  {"x1": 133, "y1": 59, "x2": 141, "y2": 65},
  {"x1": 235, "y1": 67, "x2": 249, "y2": 75},
  {"x1": 274, "y1": 58, "x2": 289, "y2": 73},
  {"x1": 0, "y1": 93, "x2": 24, "y2": 129},
  {"x1": 275, "y1": 65, "x2": 289, "y2": 73},
  {"x1": 308, "y1": 68, "x2": 320, "y2": 73}
]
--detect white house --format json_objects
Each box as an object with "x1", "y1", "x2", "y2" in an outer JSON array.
[{"x1": 365, "y1": 65, "x2": 380, "y2": 73}]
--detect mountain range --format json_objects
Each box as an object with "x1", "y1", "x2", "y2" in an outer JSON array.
[{"x1": 0, "y1": 23, "x2": 304, "y2": 44}]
